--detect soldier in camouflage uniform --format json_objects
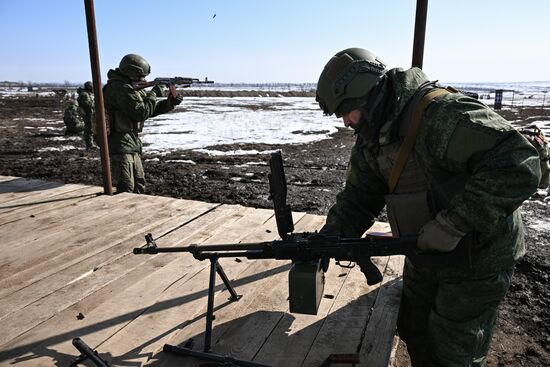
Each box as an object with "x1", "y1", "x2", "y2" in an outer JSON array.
[
  {"x1": 63, "y1": 100, "x2": 84, "y2": 135},
  {"x1": 315, "y1": 48, "x2": 541, "y2": 366},
  {"x1": 77, "y1": 81, "x2": 95, "y2": 149},
  {"x1": 103, "y1": 54, "x2": 183, "y2": 194}
]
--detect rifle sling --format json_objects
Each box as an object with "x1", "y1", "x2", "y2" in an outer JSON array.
[{"x1": 388, "y1": 88, "x2": 450, "y2": 193}]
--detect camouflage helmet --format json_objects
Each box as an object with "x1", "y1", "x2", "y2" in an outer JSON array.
[
  {"x1": 84, "y1": 81, "x2": 93, "y2": 91},
  {"x1": 316, "y1": 48, "x2": 386, "y2": 116},
  {"x1": 119, "y1": 54, "x2": 151, "y2": 78}
]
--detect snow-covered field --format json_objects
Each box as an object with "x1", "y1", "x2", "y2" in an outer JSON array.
[
  {"x1": 2, "y1": 82, "x2": 549, "y2": 155},
  {"x1": 142, "y1": 97, "x2": 339, "y2": 155}
]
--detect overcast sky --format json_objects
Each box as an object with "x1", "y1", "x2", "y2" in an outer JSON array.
[{"x1": 0, "y1": 0, "x2": 549, "y2": 84}]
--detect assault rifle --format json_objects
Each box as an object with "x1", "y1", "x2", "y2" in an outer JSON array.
[
  {"x1": 132, "y1": 77, "x2": 213, "y2": 98},
  {"x1": 133, "y1": 151, "x2": 470, "y2": 365}
]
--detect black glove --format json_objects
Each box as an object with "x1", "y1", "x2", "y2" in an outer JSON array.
[{"x1": 169, "y1": 93, "x2": 184, "y2": 106}]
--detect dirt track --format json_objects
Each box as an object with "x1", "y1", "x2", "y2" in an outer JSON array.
[{"x1": 0, "y1": 93, "x2": 549, "y2": 366}]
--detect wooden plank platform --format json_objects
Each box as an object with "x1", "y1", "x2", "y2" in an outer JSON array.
[{"x1": 0, "y1": 176, "x2": 404, "y2": 367}]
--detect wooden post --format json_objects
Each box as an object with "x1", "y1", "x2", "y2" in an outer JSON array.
[
  {"x1": 412, "y1": 0, "x2": 429, "y2": 68},
  {"x1": 84, "y1": 0, "x2": 112, "y2": 195}
]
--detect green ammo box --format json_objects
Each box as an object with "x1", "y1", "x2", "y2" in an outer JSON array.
[{"x1": 288, "y1": 259, "x2": 325, "y2": 315}]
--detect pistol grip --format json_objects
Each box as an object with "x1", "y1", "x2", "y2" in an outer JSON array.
[{"x1": 357, "y1": 259, "x2": 383, "y2": 285}]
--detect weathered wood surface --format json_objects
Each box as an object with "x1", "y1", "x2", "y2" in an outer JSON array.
[{"x1": 0, "y1": 176, "x2": 404, "y2": 367}]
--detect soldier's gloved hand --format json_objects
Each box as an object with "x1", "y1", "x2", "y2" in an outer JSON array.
[
  {"x1": 417, "y1": 212, "x2": 466, "y2": 252},
  {"x1": 151, "y1": 85, "x2": 166, "y2": 97},
  {"x1": 169, "y1": 93, "x2": 184, "y2": 107}
]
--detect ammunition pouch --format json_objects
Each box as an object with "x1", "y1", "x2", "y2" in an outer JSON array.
[{"x1": 109, "y1": 110, "x2": 143, "y2": 134}]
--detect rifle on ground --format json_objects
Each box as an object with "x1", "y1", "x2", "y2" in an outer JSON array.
[
  {"x1": 69, "y1": 338, "x2": 110, "y2": 367},
  {"x1": 132, "y1": 77, "x2": 213, "y2": 98}
]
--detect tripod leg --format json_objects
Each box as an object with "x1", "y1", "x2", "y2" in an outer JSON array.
[
  {"x1": 215, "y1": 261, "x2": 241, "y2": 302},
  {"x1": 203, "y1": 257, "x2": 219, "y2": 352}
]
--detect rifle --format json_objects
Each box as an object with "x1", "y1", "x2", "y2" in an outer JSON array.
[
  {"x1": 69, "y1": 338, "x2": 110, "y2": 367},
  {"x1": 132, "y1": 77, "x2": 213, "y2": 98},
  {"x1": 133, "y1": 151, "x2": 470, "y2": 365}
]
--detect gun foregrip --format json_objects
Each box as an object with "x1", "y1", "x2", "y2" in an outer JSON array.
[
  {"x1": 357, "y1": 259, "x2": 383, "y2": 285},
  {"x1": 133, "y1": 247, "x2": 158, "y2": 254}
]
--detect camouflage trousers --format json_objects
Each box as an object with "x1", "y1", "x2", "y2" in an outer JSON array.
[
  {"x1": 83, "y1": 120, "x2": 94, "y2": 149},
  {"x1": 111, "y1": 153, "x2": 145, "y2": 194},
  {"x1": 397, "y1": 259, "x2": 514, "y2": 367}
]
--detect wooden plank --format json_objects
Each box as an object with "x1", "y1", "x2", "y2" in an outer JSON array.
[
  {"x1": 0, "y1": 199, "x2": 218, "y2": 326},
  {"x1": 0, "y1": 186, "x2": 102, "y2": 226},
  {"x1": 359, "y1": 255, "x2": 405, "y2": 366},
  {"x1": 0, "y1": 182, "x2": 101, "y2": 212},
  {"x1": 0, "y1": 183, "x2": 100, "y2": 210},
  {"x1": 0, "y1": 176, "x2": 63, "y2": 193},
  {"x1": 0, "y1": 192, "x2": 133, "y2": 253},
  {"x1": 0, "y1": 175, "x2": 18, "y2": 183},
  {"x1": 0, "y1": 203, "x2": 243, "y2": 362},
  {"x1": 300, "y1": 257, "x2": 389, "y2": 367},
  {"x1": 0, "y1": 206, "x2": 276, "y2": 366},
  {"x1": 0, "y1": 193, "x2": 141, "y2": 294},
  {"x1": 0, "y1": 192, "x2": 205, "y2": 289}
]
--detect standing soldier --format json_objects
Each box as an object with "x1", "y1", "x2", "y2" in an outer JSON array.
[
  {"x1": 315, "y1": 48, "x2": 541, "y2": 366},
  {"x1": 103, "y1": 54, "x2": 183, "y2": 194},
  {"x1": 77, "y1": 81, "x2": 95, "y2": 149}
]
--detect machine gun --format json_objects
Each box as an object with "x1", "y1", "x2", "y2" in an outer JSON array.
[
  {"x1": 132, "y1": 77, "x2": 213, "y2": 99},
  {"x1": 135, "y1": 151, "x2": 470, "y2": 290},
  {"x1": 133, "y1": 151, "x2": 470, "y2": 366}
]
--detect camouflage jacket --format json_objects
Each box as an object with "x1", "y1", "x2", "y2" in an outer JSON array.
[
  {"x1": 63, "y1": 102, "x2": 84, "y2": 133},
  {"x1": 77, "y1": 88, "x2": 94, "y2": 124},
  {"x1": 322, "y1": 67, "x2": 541, "y2": 275},
  {"x1": 103, "y1": 68, "x2": 174, "y2": 154}
]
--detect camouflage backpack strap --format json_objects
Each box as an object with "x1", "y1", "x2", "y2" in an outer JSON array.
[{"x1": 388, "y1": 87, "x2": 451, "y2": 193}]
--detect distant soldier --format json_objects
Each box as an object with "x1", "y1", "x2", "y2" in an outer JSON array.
[
  {"x1": 77, "y1": 81, "x2": 95, "y2": 149},
  {"x1": 103, "y1": 54, "x2": 183, "y2": 194},
  {"x1": 63, "y1": 100, "x2": 84, "y2": 135}
]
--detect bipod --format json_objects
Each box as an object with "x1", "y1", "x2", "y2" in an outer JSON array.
[
  {"x1": 162, "y1": 256, "x2": 268, "y2": 367},
  {"x1": 69, "y1": 337, "x2": 110, "y2": 367}
]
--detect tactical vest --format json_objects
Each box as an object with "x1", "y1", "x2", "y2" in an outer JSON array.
[
  {"x1": 103, "y1": 84, "x2": 146, "y2": 135},
  {"x1": 376, "y1": 83, "x2": 452, "y2": 237}
]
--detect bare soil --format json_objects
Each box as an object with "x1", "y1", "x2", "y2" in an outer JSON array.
[{"x1": 0, "y1": 94, "x2": 549, "y2": 366}]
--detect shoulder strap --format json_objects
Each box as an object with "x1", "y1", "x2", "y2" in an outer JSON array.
[{"x1": 387, "y1": 87, "x2": 450, "y2": 193}]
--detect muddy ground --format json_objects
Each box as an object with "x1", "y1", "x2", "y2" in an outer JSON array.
[{"x1": 0, "y1": 94, "x2": 549, "y2": 366}]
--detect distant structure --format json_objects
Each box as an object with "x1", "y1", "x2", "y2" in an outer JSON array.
[{"x1": 494, "y1": 89, "x2": 504, "y2": 110}]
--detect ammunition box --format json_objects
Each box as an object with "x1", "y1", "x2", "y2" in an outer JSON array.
[{"x1": 288, "y1": 259, "x2": 325, "y2": 315}]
